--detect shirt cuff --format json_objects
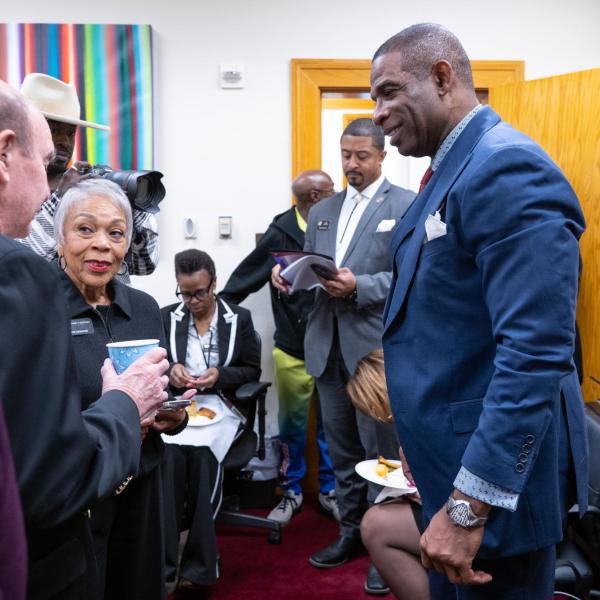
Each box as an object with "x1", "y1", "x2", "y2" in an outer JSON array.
[{"x1": 454, "y1": 466, "x2": 519, "y2": 512}]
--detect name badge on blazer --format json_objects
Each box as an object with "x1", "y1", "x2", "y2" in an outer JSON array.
[
  {"x1": 317, "y1": 220, "x2": 330, "y2": 230},
  {"x1": 71, "y1": 318, "x2": 94, "y2": 336}
]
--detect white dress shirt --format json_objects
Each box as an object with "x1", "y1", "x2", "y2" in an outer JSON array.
[
  {"x1": 335, "y1": 174, "x2": 385, "y2": 266},
  {"x1": 184, "y1": 304, "x2": 220, "y2": 376}
]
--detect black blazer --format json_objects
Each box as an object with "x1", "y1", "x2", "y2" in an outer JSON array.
[
  {"x1": 0, "y1": 236, "x2": 141, "y2": 599},
  {"x1": 161, "y1": 295, "x2": 261, "y2": 401}
]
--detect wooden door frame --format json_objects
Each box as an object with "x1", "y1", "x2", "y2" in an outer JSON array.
[{"x1": 291, "y1": 58, "x2": 525, "y2": 178}]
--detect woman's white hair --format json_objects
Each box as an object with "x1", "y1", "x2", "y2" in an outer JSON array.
[{"x1": 54, "y1": 178, "x2": 133, "y2": 246}]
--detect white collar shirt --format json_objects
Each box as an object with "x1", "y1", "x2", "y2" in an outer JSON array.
[
  {"x1": 335, "y1": 174, "x2": 385, "y2": 266},
  {"x1": 184, "y1": 303, "x2": 220, "y2": 376}
]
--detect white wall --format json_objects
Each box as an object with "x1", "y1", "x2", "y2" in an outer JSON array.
[{"x1": 4, "y1": 0, "x2": 600, "y2": 431}]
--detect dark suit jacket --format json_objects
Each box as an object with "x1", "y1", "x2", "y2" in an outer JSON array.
[
  {"x1": 161, "y1": 296, "x2": 261, "y2": 402},
  {"x1": 304, "y1": 178, "x2": 415, "y2": 377},
  {"x1": 383, "y1": 106, "x2": 588, "y2": 556},
  {"x1": 0, "y1": 236, "x2": 141, "y2": 599}
]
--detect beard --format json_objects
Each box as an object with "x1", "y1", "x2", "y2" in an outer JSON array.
[
  {"x1": 46, "y1": 158, "x2": 69, "y2": 177},
  {"x1": 346, "y1": 172, "x2": 363, "y2": 186}
]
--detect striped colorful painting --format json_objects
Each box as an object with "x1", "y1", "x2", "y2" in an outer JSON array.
[{"x1": 0, "y1": 23, "x2": 154, "y2": 170}]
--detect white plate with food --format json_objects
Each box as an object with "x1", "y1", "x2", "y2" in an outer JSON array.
[
  {"x1": 355, "y1": 457, "x2": 417, "y2": 493},
  {"x1": 185, "y1": 395, "x2": 224, "y2": 427}
]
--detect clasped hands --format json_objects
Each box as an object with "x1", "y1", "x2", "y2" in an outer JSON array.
[
  {"x1": 271, "y1": 263, "x2": 356, "y2": 298},
  {"x1": 400, "y1": 448, "x2": 492, "y2": 587},
  {"x1": 169, "y1": 363, "x2": 220, "y2": 390}
]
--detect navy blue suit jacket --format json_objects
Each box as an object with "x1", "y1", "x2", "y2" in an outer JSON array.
[{"x1": 383, "y1": 106, "x2": 588, "y2": 556}]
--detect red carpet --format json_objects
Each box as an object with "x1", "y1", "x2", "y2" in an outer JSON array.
[
  {"x1": 167, "y1": 498, "x2": 582, "y2": 600},
  {"x1": 171, "y1": 494, "x2": 384, "y2": 600}
]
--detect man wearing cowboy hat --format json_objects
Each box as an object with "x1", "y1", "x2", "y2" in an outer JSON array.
[{"x1": 17, "y1": 72, "x2": 159, "y2": 282}]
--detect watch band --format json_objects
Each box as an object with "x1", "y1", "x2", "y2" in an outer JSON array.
[{"x1": 446, "y1": 495, "x2": 488, "y2": 529}]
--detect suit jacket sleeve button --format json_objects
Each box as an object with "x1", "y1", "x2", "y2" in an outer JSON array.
[
  {"x1": 522, "y1": 443, "x2": 532, "y2": 453},
  {"x1": 515, "y1": 463, "x2": 525, "y2": 473},
  {"x1": 525, "y1": 434, "x2": 535, "y2": 444},
  {"x1": 518, "y1": 453, "x2": 528, "y2": 462}
]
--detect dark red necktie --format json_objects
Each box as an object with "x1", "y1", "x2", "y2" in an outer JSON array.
[{"x1": 419, "y1": 166, "x2": 433, "y2": 193}]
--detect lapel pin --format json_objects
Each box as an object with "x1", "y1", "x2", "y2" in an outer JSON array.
[{"x1": 375, "y1": 196, "x2": 384, "y2": 204}]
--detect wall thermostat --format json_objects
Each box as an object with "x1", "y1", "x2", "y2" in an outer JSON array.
[
  {"x1": 218, "y1": 216, "x2": 232, "y2": 239},
  {"x1": 220, "y1": 63, "x2": 245, "y2": 88}
]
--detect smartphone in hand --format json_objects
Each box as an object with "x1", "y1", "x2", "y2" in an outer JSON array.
[
  {"x1": 311, "y1": 264, "x2": 338, "y2": 281},
  {"x1": 161, "y1": 399, "x2": 192, "y2": 411}
]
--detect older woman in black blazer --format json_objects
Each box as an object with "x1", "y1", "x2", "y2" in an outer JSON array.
[
  {"x1": 53, "y1": 178, "x2": 188, "y2": 600},
  {"x1": 161, "y1": 249, "x2": 261, "y2": 589}
]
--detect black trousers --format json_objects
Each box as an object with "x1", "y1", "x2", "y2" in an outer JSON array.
[
  {"x1": 90, "y1": 466, "x2": 165, "y2": 600},
  {"x1": 162, "y1": 444, "x2": 224, "y2": 585},
  {"x1": 429, "y1": 546, "x2": 556, "y2": 599}
]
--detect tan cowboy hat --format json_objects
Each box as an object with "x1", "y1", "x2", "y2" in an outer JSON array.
[{"x1": 20, "y1": 73, "x2": 109, "y2": 131}]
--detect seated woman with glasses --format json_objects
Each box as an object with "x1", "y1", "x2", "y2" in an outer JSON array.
[{"x1": 161, "y1": 249, "x2": 261, "y2": 590}]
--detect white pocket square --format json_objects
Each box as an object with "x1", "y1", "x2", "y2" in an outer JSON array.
[
  {"x1": 424, "y1": 212, "x2": 447, "y2": 242},
  {"x1": 376, "y1": 219, "x2": 396, "y2": 233}
]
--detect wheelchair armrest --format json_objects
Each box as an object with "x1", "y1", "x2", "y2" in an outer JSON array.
[{"x1": 235, "y1": 381, "x2": 271, "y2": 402}]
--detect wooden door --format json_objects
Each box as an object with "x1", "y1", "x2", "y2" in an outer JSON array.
[{"x1": 489, "y1": 69, "x2": 600, "y2": 402}]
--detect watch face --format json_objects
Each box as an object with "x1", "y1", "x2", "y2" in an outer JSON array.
[{"x1": 449, "y1": 500, "x2": 472, "y2": 528}]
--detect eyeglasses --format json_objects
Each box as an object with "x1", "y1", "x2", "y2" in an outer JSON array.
[{"x1": 176, "y1": 278, "x2": 214, "y2": 302}]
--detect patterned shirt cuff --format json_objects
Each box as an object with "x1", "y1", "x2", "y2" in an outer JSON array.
[
  {"x1": 454, "y1": 466, "x2": 519, "y2": 512},
  {"x1": 132, "y1": 208, "x2": 156, "y2": 231},
  {"x1": 124, "y1": 212, "x2": 159, "y2": 278},
  {"x1": 44, "y1": 191, "x2": 61, "y2": 216}
]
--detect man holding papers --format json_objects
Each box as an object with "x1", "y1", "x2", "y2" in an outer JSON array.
[
  {"x1": 221, "y1": 170, "x2": 339, "y2": 525},
  {"x1": 272, "y1": 118, "x2": 414, "y2": 595}
]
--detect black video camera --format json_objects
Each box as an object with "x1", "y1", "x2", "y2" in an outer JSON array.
[{"x1": 80, "y1": 164, "x2": 166, "y2": 214}]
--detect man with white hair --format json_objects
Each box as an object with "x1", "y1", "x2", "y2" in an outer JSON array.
[
  {"x1": 0, "y1": 79, "x2": 169, "y2": 600},
  {"x1": 18, "y1": 72, "x2": 159, "y2": 282}
]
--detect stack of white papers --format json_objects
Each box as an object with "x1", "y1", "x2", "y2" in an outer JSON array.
[{"x1": 272, "y1": 251, "x2": 337, "y2": 293}]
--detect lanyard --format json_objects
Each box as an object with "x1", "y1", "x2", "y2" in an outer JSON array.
[{"x1": 200, "y1": 329, "x2": 214, "y2": 370}]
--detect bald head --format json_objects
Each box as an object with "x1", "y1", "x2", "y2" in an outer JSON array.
[
  {"x1": 370, "y1": 24, "x2": 479, "y2": 158},
  {"x1": 0, "y1": 81, "x2": 34, "y2": 156},
  {"x1": 292, "y1": 170, "x2": 334, "y2": 217},
  {"x1": 373, "y1": 23, "x2": 474, "y2": 90},
  {"x1": 0, "y1": 80, "x2": 54, "y2": 237}
]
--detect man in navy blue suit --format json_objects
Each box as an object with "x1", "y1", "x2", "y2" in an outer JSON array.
[{"x1": 370, "y1": 23, "x2": 588, "y2": 598}]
